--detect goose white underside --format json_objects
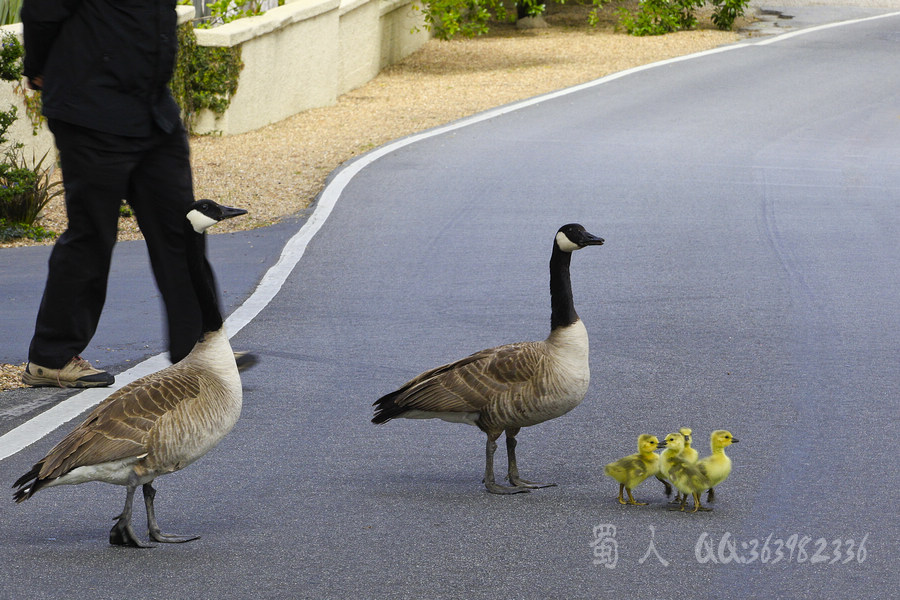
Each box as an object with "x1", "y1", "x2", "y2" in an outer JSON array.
[
  {"x1": 401, "y1": 410, "x2": 481, "y2": 426},
  {"x1": 42, "y1": 455, "x2": 150, "y2": 489}
]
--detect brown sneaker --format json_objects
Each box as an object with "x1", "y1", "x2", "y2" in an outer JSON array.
[{"x1": 22, "y1": 356, "x2": 115, "y2": 388}]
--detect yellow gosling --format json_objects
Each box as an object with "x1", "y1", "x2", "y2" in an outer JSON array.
[
  {"x1": 679, "y1": 427, "x2": 699, "y2": 464},
  {"x1": 657, "y1": 432, "x2": 685, "y2": 499},
  {"x1": 604, "y1": 434, "x2": 666, "y2": 506},
  {"x1": 666, "y1": 453, "x2": 712, "y2": 513},
  {"x1": 673, "y1": 427, "x2": 699, "y2": 504},
  {"x1": 700, "y1": 429, "x2": 739, "y2": 502},
  {"x1": 659, "y1": 433, "x2": 685, "y2": 475}
]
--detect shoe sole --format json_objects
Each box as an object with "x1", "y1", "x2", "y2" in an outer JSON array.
[{"x1": 22, "y1": 373, "x2": 114, "y2": 389}]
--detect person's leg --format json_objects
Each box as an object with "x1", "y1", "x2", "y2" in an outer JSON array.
[
  {"x1": 127, "y1": 123, "x2": 211, "y2": 364},
  {"x1": 27, "y1": 120, "x2": 137, "y2": 376}
]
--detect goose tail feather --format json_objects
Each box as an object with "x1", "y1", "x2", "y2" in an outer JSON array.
[
  {"x1": 372, "y1": 390, "x2": 408, "y2": 424},
  {"x1": 12, "y1": 463, "x2": 45, "y2": 503}
]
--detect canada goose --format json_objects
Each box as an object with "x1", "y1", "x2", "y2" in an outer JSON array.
[
  {"x1": 668, "y1": 429, "x2": 738, "y2": 513},
  {"x1": 701, "y1": 429, "x2": 738, "y2": 502},
  {"x1": 372, "y1": 224, "x2": 604, "y2": 494},
  {"x1": 13, "y1": 199, "x2": 248, "y2": 547},
  {"x1": 656, "y1": 431, "x2": 685, "y2": 499},
  {"x1": 604, "y1": 434, "x2": 666, "y2": 506}
]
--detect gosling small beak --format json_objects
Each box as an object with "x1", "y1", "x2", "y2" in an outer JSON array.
[
  {"x1": 732, "y1": 438, "x2": 739, "y2": 443},
  {"x1": 657, "y1": 441, "x2": 667, "y2": 449}
]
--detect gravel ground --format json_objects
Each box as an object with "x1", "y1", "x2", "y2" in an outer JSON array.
[{"x1": 0, "y1": 4, "x2": 748, "y2": 389}]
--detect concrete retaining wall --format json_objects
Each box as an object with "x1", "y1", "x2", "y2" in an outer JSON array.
[
  {"x1": 0, "y1": 25, "x2": 55, "y2": 167},
  {"x1": 2, "y1": 1, "x2": 428, "y2": 149},
  {"x1": 193, "y1": 0, "x2": 429, "y2": 135}
]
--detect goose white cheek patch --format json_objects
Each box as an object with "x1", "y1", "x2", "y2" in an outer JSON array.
[
  {"x1": 187, "y1": 209, "x2": 218, "y2": 233},
  {"x1": 555, "y1": 231, "x2": 581, "y2": 253}
]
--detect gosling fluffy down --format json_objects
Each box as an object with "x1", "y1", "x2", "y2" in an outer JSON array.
[
  {"x1": 604, "y1": 434, "x2": 665, "y2": 505},
  {"x1": 668, "y1": 429, "x2": 739, "y2": 512}
]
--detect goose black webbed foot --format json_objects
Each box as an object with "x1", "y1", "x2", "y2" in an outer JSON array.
[
  {"x1": 505, "y1": 431, "x2": 555, "y2": 490},
  {"x1": 109, "y1": 484, "x2": 155, "y2": 547},
  {"x1": 508, "y1": 474, "x2": 556, "y2": 489},
  {"x1": 485, "y1": 480, "x2": 531, "y2": 494},
  {"x1": 148, "y1": 529, "x2": 200, "y2": 544},
  {"x1": 143, "y1": 483, "x2": 200, "y2": 544},
  {"x1": 109, "y1": 517, "x2": 154, "y2": 548}
]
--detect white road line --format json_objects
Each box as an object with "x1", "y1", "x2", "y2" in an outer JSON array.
[{"x1": 2, "y1": 11, "x2": 898, "y2": 462}]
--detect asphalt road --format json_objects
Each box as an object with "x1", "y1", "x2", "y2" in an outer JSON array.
[{"x1": 2, "y1": 9, "x2": 899, "y2": 599}]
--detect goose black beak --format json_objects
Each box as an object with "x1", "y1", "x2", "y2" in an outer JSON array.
[
  {"x1": 731, "y1": 438, "x2": 739, "y2": 443},
  {"x1": 657, "y1": 441, "x2": 667, "y2": 449},
  {"x1": 580, "y1": 233, "x2": 605, "y2": 247},
  {"x1": 218, "y1": 205, "x2": 248, "y2": 221}
]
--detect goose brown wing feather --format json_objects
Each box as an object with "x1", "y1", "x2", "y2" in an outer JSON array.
[
  {"x1": 390, "y1": 342, "x2": 545, "y2": 414},
  {"x1": 34, "y1": 367, "x2": 203, "y2": 481}
]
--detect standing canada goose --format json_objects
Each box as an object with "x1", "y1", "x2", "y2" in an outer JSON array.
[
  {"x1": 13, "y1": 199, "x2": 249, "y2": 547},
  {"x1": 604, "y1": 434, "x2": 666, "y2": 505},
  {"x1": 372, "y1": 224, "x2": 604, "y2": 494},
  {"x1": 701, "y1": 429, "x2": 738, "y2": 502}
]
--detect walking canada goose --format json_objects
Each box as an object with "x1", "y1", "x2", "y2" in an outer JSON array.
[
  {"x1": 667, "y1": 429, "x2": 738, "y2": 512},
  {"x1": 700, "y1": 429, "x2": 738, "y2": 502},
  {"x1": 604, "y1": 434, "x2": 666, "y2": 505},
  {"x1": 372, "y1": 224, "x2": 604, "y2": 494},
  {"x1": 13, "y1": 199, "x2": 249, "y2": 547}
]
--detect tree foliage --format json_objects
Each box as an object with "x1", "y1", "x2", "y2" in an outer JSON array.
[
  {"x1": 416, "y1": 0, "x2": 749, "y2": 39},
  {"x1": 415, "y1": 0, "x2": 549, "y2": 40}
]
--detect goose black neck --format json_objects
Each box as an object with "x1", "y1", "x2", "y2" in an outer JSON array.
[
  {"x1": 185, "y1": 223, "x2": 224, "y2": 334},
  {"x1": 549, "y1": 243, "x2": 578, "y2": 330}
]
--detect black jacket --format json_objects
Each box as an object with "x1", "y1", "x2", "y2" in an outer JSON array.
[{"x1": 21, "y1": 0, "x2": 182, "y2": 137}]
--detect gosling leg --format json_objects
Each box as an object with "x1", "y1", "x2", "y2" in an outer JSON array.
[
  {"x1": 506, "y1": 428, "x2": 555, "y2": 489},
  {"x1": 616, "y1": 483, "x2": 628, "y2": 504},
  {"x1": 656, "y1": 475, "x2": 673, "y2": 498},
  {"x1": 144, "y1": 483, "x2": 200, "y2": 544},
  {"x1": 484, "y1": 433, "x2": 528, "y2": 494},
  {"x1": 668, "y1": 493, "x2": 688, "y2": 512},
  {"x1": 707, "y1": 487, "x2": 716, "y2": 502},
  {"x1": 691, "y1": 492, "x2": 712, "y2": 513},
  {"x1": 625, "y1": 487, "x2": 647, "y2": 506},
  {"x1": 109, "y1": 484, "x2": 153, "y2": 548}
]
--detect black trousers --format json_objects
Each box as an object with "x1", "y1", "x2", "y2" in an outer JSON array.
[{"x1": 28, "y1": 118, "x2": 216, "y2": 368}]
